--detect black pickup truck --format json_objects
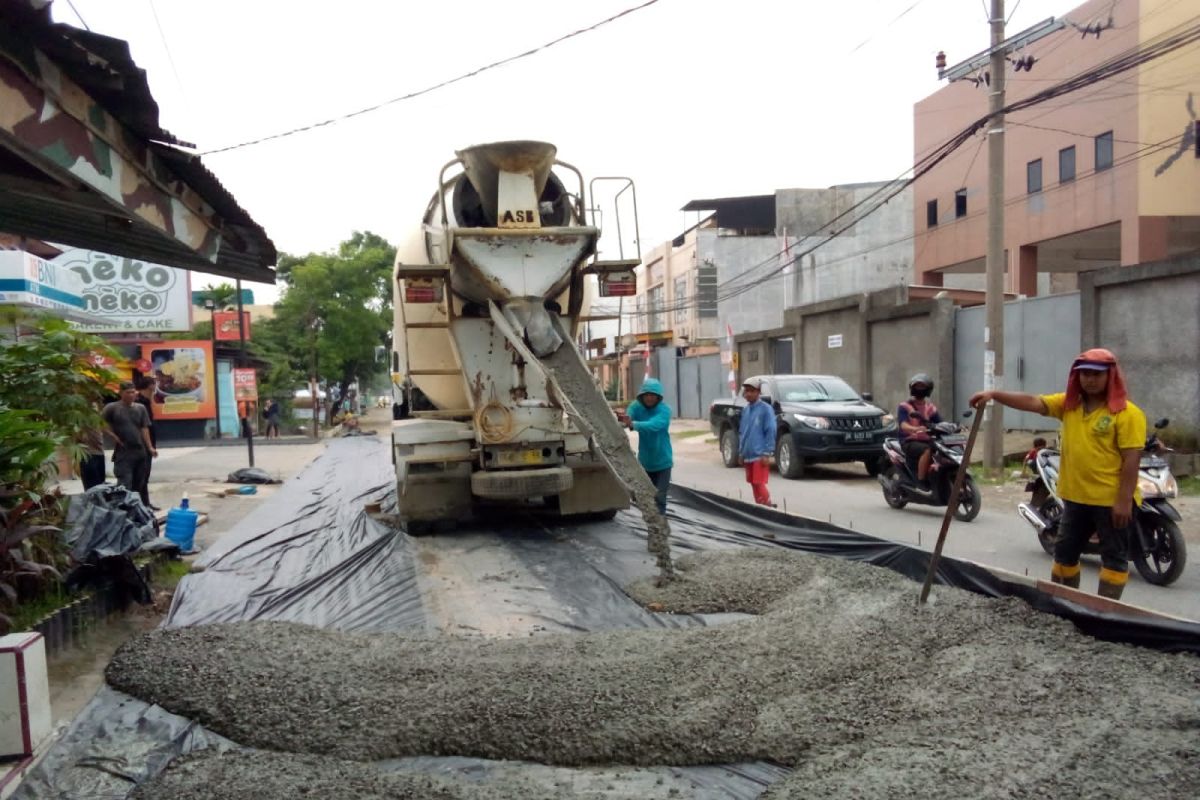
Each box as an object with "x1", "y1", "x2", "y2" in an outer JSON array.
[{"x1": 708, "y1": 374, "x2": 896, "y2": 478}]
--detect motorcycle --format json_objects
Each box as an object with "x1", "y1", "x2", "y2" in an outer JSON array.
[
  {"x1": 879, "y1": 418, "x2": 981, "y2": 522},
  {"x1": 1016, "y1": 417, "x2": 1187, "y2": 586}
]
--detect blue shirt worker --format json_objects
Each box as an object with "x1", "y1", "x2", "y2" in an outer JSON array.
[
  {"x1": 738, "y1": 379, "x2": 777, "y2": 507},
  {"x1": 624, "y1": 378, "x2": 673, "y2": 514}
]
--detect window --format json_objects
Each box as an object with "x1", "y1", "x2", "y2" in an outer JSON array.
[
  {"x1": 1095, "y1": 131, "x2": 1113, "y2": 172},
  {"x1": 673, "y1": 277, "x2": 688, "y2": 323},
  {"x1": 926, "y1": 199, "x2": 938, "y2": 228},
  {"x1": 1059, "y1": 146, "x2": 1076, "y2": 183},
  {"x1": 954, "y1": 189, "x2": 967, "y2": 218},
  {"x1": 1026, "y1": 159, "x2": 1043, "y2": 194},
  {"x1": 648, "y1": 285, "x2": 664, "y2": 333},
  {"x1": 696, "y1": 263, "x2": 718, "y2": 318}
]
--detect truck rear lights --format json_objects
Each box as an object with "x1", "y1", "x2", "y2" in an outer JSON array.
[
  {"x1": 404, "y1": 279, "x2": 444, "y2": 303},
  {"x1": 599, "y1": 270, "x2": 637, "y2": 297}
]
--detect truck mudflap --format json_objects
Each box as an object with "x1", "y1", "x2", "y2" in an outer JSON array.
[{"x1": 470, "y1": 466, "x2": 573, "y2": 499}]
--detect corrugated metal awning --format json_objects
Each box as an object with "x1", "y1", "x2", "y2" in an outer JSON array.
[{"x1": 0, "y1": 1, "x2": 276, "y2": 283}]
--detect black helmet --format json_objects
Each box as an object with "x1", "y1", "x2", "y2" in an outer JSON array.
[{"x1": 909, "y1": 373, "x2": 934, "y2": 397}]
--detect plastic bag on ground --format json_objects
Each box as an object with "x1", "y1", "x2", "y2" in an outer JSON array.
[
  {"x1": 225, "y1": 467, "x2": 281, "y2": 485},
  {"x1": 61, "y1": 484, "x2": 157, "y2": 562}
]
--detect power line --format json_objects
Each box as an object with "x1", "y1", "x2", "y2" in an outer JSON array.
[
  {"x1": 198, "y1": 0, "x2": 663, "y2": 156},
  {"x1": 605, "y1": 127, "x2": 1183, "y2": 320},
  {"x1": 848, "y1": 0, "x2": 926, "y2": 55},
  {"x1": 65, "y1": 0, "x2": 89, "y2": 30},
  {"x1": 147, "y1": 0, "x2": 189, "y2": 110},
  {"x1": 721, "y1": 15, "x2": 1200, "y2": 300}
]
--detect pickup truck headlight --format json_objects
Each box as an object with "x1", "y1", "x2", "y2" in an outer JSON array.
[
  {"x1": 793, "y1": 413, "x2": 830, "y2": 429},
  {"x1": 881, "y1": 413, "x2": 896, "y2": 429}
]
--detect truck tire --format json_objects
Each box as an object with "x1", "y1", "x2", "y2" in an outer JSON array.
[
  {"x1": 720, "y1": 428, "x2": 740, "y2": 468},
  {"x1": 775, "y1": 435, "x2": 805, "y2": 479}
]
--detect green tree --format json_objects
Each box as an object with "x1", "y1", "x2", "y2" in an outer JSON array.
[
  {"x1": 195, "y1": 282, "x2": 239, "y2": 310},
  {"x1": 0, "y1": 316, "x2": 118, "y2": 463},
  {"x1": 268, "y1": 231, "x2": 395, "y2": 400}
]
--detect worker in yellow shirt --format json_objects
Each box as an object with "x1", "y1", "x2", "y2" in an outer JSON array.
[{"x1": 970, "y1": 348, "x2": 1145, "y2": 600}]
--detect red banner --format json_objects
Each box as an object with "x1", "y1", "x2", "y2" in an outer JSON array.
[
  {"x1": 233, "y1": 368, "x2": 258, "y2": 401},
  {"x1": 213, "y1": 310, "x2": 252, "y2": 341}
]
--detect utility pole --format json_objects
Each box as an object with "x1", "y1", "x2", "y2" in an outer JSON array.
[
  {"x1": 984, "y1": 0, "x2": 1006, "y2": 472},
  {"x1": 940, "y1": 10, "x2": 1065, "y2": 471}
]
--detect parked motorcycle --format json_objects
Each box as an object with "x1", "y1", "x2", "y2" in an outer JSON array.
[
  {"x1": 1017, "y1": 417, "x2": 1187, "y2": 586},
  {"x1": 879, "y1": 418, "x2": 981, "y2": 522}
]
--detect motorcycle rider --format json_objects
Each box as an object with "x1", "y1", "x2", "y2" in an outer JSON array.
[
  {"x1": 898, "y1": 373, "x2": 943, "y2": 490},
  {"x1": 970, "y1": 348, "x2": 1146, "y2": 600}
]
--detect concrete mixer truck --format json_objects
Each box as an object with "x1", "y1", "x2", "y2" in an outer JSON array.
[{"x1": 390, "y1": 141, "x2": 646, "y2": 531}]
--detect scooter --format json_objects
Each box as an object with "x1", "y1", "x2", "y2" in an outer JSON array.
[
  {"x1": 879, "y1": 419, "x2": 981, "y2": 522},
  {"x1": 1017, "y1": 418, "x2": 1187, "y2": 586}
]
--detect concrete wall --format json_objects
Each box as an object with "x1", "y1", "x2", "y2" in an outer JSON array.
[
  {"x1": 868, "y1": 308, "x2": 955, "y2": 417},
  {"x1": 1081, "y1": 254, "x2": 1200, "y2": 433},
  {"x1": 737, "y1": 288, "x2": 955, "y2": 413},
  {"x1": 711, "y1": 183, "x2": 913, "y2": 336},
  {"x1": 798, "y1": 302, "x2": 865, "y2": 390}
]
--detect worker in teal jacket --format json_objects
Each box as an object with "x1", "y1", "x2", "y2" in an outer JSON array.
[{"x1": 623, "y1": 377, "x2": 673, "y2": 514}]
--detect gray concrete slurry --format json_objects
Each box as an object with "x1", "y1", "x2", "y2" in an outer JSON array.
[{"x1": 109, "y1": 550, "x2": 1200, "y2": 799}]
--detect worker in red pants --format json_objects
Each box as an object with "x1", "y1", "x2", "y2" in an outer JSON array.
[{"x1": 738, "y1": 379, "x2": 777, "y2": 507}]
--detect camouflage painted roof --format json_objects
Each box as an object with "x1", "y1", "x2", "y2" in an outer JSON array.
[{"x1": 0, "y1": 0, "x2": 277, "y2": 282}]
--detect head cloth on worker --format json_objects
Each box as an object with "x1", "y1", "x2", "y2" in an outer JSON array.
[{"x1": 1064, "y1": 347, "x2": 1128, "y2": 414}]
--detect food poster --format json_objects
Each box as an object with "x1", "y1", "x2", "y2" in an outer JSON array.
[{"x1": 140, "y1": 340, "x2": 216, "y2": 420}]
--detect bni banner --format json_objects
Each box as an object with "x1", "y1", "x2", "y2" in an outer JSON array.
[
  {"x1": 0, "y1": 251, "x2": 88, "y2": 320},
  {"x1": 53, "y1": 248, "x2": 193, "y2": 333}
]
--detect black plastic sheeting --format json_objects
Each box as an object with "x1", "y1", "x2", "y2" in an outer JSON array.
[
  {"x1": 17, "y1": 437, "x2": 1200, "y2": 799},
  {"x1": 62, "y1": 485, "x2": 157, "y2": 562}
]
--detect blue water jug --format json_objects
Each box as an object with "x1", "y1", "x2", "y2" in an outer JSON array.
[{"x1": 165, "y1": 496, "x2": 198, "y2": 552}]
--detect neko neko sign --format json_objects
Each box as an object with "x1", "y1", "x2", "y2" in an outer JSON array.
[{"x1": 52, "y1": 248, "x2": 193, "y2": 333}]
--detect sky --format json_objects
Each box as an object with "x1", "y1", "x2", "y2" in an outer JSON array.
[{"x1": 52, "y1": 0, "x2": 1069, "y2": 303}]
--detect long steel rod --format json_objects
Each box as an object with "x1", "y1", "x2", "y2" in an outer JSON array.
[{"x1": 918, "y1": 409, "x2": 986, "y2": 605}]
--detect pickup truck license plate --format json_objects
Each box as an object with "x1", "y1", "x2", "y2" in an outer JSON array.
[{"x1": 845, "y1": 431, "x2": 873, "y2": 442}]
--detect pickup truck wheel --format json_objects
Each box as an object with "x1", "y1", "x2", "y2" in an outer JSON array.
[
  {"x1": 720, "y1": 428, "x2": 740, "y2": 468},
  {"x1": 776, "y1": 435, "x2": 805, "y2": 479}
]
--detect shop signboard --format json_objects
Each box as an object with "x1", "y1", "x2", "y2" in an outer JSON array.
[
  {"x1": 53, "y1": 248, "x2": 192, "y2": 333},
  {"x1": 233, "y1": 368, "x2": 258, "y2": 401},
  {"x1": 140, "y1": 341, "x2": 216, "y2": 420},
  {"x1": 213, "y1": 310, "x2": 252, "y2": 341},
  {"x1": 0, "y1": 251, "x2": 89, "y2": 320}
]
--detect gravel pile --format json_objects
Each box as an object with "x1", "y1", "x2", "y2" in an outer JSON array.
[{"x1": 109, "y1": 550, "x2": 1200, "y2": 799}]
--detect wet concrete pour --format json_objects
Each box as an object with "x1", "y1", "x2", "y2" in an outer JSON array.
[{"x1": 113, "y1": 549, "x2": 1199, "y2": 799}]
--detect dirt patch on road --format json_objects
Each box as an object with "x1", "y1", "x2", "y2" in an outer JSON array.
[{"x1": 109, "y1": 549, "x2": 1199, "y2": 799}]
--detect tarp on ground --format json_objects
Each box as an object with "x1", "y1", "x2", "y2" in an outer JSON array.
[
  {"x1": 61, "y1": 484, "x2": 157, "y2": 562},
  {"x1": 17, "y1": 437, "x2": 1200, "y2": 798}
]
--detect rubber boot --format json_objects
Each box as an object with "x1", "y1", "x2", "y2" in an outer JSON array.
[
  {"x1": 1097, "y1": 568, "x2": 1128, "y2": 600},
  {"x1": 1050, "y1": 561, "x2": 1081, "y2": 589}
]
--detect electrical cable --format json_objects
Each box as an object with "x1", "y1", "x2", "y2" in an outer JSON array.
[
  {"x1": 604, "y1": 127, "x2": 1184, "y2": 320},
  {"x1": 65, "y1": 0, "x2": 89, "y2": 30},
  {"x1": 198, "y1": 0, "x2": 662, "y2": 156}
]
